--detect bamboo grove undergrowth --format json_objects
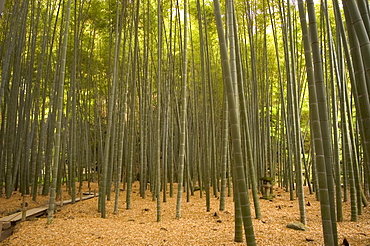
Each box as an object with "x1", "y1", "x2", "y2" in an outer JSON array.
[{"x1": 0, "y1": 0, "x2": 369, "y2": 244}]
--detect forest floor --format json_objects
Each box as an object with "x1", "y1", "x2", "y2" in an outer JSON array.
[{"x1": 1, "y1": 182, "x2": 369, "y2": 246}]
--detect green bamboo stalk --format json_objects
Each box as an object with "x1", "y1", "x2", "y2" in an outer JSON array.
[
  {"x1": 322, "y1": 0, "x2": 343, "y2": 222},
  {"x1": 344, "y1": 0, "x2": 370, "y2": 165},
  {"x1": 126, "y1": 0, "x2": 140, "y2": 212},
  {"x1": 114, "y1": 89, "x2": 128, "y2": 214},
  {"x1": 213, "y1": 0, "x2": 256, "y2": 244},
  {"x1": 232, "y1": 161, "x2": 243, "y2": 243},
  {"x1": 287, "y1": 0, "x2": 306, "y2": 224},
  {"x1": 99, "y1": 0, "x2": 122, "y2": 218},
  {"x1": 47, "y1": 0, "x2": 72, "y2": 224},
  {"x1": 156, "y1": 0, "x2": 162, "y2": 222},
  {"x1": 176, "y1": 0, "x2": 188, "y2": 219},
  {"x1": 342, "y1": 1, "x2": 370, "y2": 209},
  {"x1": 298, "y1": 0, "x2": 336, "y2": 243},
  {"x1": 233, "y1": 5, "x2": 261, "y2": 220},
  {"x1": 345, "y1": 113, "x2": 359, "y2": 222},
  {"x1": 220, "y1": 93, "x2": 228, "y2": 212},
  {"x1": 356, "y1": 0, "x2": 370, "y2": 36},
  {"x1": 197, "y1": 0, "x2": 210, "y2": 211},
  {"x1": 308, "y1": 2, "x2": 337, "y2": 243}
]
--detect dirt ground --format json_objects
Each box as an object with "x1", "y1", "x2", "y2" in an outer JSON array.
[{"x1": 1, "y1": 182, "x2": 369, "y2": 246}]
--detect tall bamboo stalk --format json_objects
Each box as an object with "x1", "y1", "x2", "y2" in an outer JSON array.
[
  {"x1": 176, "y1": 0, "x2": 188, "y2": 219},
  {"x1": 47, "y1": 0, "x2": 72, "y2": 224},
  {"x1": 305, "y1": 0, "x2": 337, "y2": 243},
  {"x1": 213, "y1": 0, "x2": 256, "y2": 244}
]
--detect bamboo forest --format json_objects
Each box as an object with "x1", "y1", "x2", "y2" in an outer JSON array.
[{"x1": 0, "y1": 0, "x2": 370, "y2": 245}]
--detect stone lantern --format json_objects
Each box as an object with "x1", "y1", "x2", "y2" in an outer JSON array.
[{"x1": 260, "y1": 177, "x2": 274, "y2": 200}]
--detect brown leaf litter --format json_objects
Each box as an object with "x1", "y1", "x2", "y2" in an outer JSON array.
[{"x1": 1, "y1": 182, "x2": 369, "y2": 245}]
